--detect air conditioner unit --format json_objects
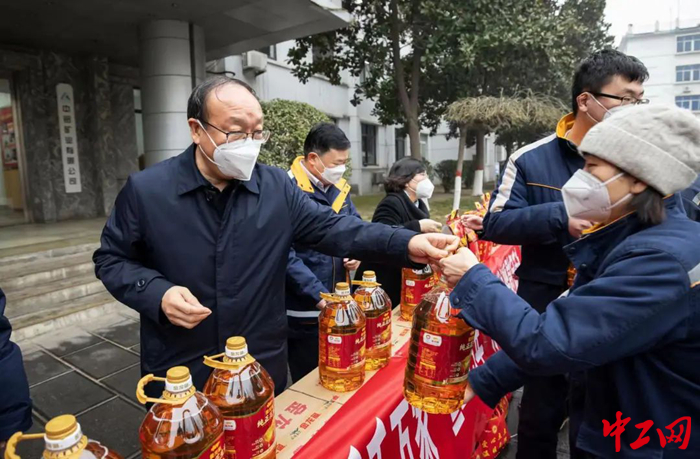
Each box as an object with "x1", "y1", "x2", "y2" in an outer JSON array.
[
  {"x1": 242, "y1": 51, "x2": 267, "y2": 74},
  {"x1": 371, "y1": 172, "x2": 386, "y2": 185}
]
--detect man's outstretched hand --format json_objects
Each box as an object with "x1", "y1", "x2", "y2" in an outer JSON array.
[{"x1": 408, "y1": 233, "x2": 460, "y2": 265}]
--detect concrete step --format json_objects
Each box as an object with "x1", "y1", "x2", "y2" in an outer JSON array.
[
  {"x1": 0, "y1": 242, "x2": 99, "y2": 268},
  {"x1": 10, "y1": 292, "x2": 127, "y2": 342},
  {"x1": 0, "y1": 252, "x2": 95, "y2": 290},
  {"x1": 4, "y1": 274, "x2": 106, "y2": 318}
]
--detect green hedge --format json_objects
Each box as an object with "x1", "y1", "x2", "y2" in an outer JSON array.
[
  {"x1": 259, "y1": 99, "x2": 331, "y2": 169},
  {"x1": 434, "y1": 160, "x2": 475, "y2": 192}
]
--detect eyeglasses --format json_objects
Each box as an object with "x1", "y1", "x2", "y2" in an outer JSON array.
[
  {"x1": 591, "y1": 92, "x2": 650, "y2": 106},
  {"x1": 201, "y1": 120, "x2": 271, "y2": 143}
]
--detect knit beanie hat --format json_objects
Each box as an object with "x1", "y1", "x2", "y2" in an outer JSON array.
[{"x1": 579, "y1": 104, "x2": 700, "y2": 195}]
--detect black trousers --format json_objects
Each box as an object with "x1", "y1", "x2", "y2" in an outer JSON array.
[
  {"x1": 287, "y1": 322, "x2": 320, "y2": 383},
  {"x1": 515, "y1": 280, "x2": 569, "y2": 459}
]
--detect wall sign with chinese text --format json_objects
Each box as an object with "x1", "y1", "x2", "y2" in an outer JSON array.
[{"x1": 56, "y1": 83, "x2": 82, "y2": 193}]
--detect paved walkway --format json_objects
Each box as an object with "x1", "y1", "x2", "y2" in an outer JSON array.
[{"x1": 13, "y1": 307, "x2": 145, "y2": 459}]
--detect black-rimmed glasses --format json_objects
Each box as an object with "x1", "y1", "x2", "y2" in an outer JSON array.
[
  {"x1": 201, "y1": 120, "x2": 270, "y2": 143},
  {"x1": 591, "y1": 92, "x2": 650, "y2": 106}
]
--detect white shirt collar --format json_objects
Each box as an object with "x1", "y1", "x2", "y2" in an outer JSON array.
[
  {"x1": 404, "y1": 190, "x2": 420, "y2": 207},
  {"x1": 300, "y1": 160, "x2": 330, "y2": 192}
]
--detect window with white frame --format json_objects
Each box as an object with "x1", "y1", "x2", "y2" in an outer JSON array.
[
  {"x1": 361, "y1": 123, "x2": 377, "y2": 166},
  {"x1": 676, "y1": 64, "x2": 700, "y2": 82},
  {"x1": 676, "y1": 95, "x2": 700, "y2": 111},
  {"x1": 677, "y1": 34, "x2": 700, "y2": 53},
  {"x1": 257, "y1": 45, "x2": 276, "y2": 60}
]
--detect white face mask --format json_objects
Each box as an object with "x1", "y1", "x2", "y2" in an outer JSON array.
[
  {"x1": 197, "y1": 120, "x2": 262, "y2": 181},
  {"x1": 562, "y1": 169, "x2": 632, "y2": 222},
  {"x1": 411, "y1": 178, "x2": 435, "y2": 200},
  {"x1": 312, "y1": 157, "x2": 346, "y2": 185}
]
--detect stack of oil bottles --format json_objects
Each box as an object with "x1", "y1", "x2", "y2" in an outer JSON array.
[
  {"x1": 317, "y1": 272, "x2": 393, "y2": 392},
  {"x1": 4, "y1": 337, "x2": 276, "y2": 459},
  {"x1": 3, "y1": 267, "x2": 473, "y2": 459}
]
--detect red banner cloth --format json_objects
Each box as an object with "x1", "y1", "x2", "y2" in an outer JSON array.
[{"x1": 294, "y1": 244, "x2": 521, "y2": 459}]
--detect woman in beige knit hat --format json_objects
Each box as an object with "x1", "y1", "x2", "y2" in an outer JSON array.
[{"x1": 440, "y1": 104, "x2": 700, "y2": 458}]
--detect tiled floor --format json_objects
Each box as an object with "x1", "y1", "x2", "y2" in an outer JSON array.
[{"x1": 15, "y1": 310, "x2": 145, "y2": 459}]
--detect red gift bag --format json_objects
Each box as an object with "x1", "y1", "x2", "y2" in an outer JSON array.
[{"x1": 472, "y1": 397, "x2": 511, "y2": 459}]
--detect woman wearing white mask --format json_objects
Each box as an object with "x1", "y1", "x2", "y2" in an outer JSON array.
[
  {"x1": 360, "y1": 158, "x2": 441, "y2": 306},
  {"x1": 440, "y1": 104, "x2": 700, "y2": 458}
]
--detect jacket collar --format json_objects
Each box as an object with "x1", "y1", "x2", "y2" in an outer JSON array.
[
  {"x1": 290, "y1": 156, "x2": 346, "y2": 195},
  {"x1": 565, "y1": 196, "x2": 682, "y2": 271},
  {"x1": 555, "y1": 113, "x2": 582, "y2": 157},
  {"x1": 177, "y1": 144, "x2": 259, "y2": 195}
]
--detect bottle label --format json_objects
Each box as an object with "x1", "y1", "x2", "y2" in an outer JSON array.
[
  {"x1": 195, "y1": 433, "x2": 225, "y2": 459},
  {"x1": 414, "y1": 330, "x2": 475, "y2": 384},
  {"x1": 402, "y1": 275, "x2": 436, "y2": 306},
  {"x1": 222, "y1": 397, "x2": 276, "y2": 459},
  {"x1": 323, "y1": 329, "x2": 366, "y2": 369},
  {"x1": 366, "y1": 311, "x2": 391, "y2": 350}
]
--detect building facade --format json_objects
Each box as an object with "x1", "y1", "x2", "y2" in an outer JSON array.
[
  {"x1": 218, "y1": 41, "x2": 504, "y2": 196},
  {"x1": 0, "y1": 0, "x2": 350, "y2": 226},
  {"x1": 619, "y1": 22, "x2": 700, "y2": 116}
]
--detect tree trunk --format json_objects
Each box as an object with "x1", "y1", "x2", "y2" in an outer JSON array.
[
  {"x1": 408, "y1": 119, "x2": 421, "y2": 159},
  {"x1": 452, "y1": 125, "x2": 467, "y2": 210},
  {"x1": 472, "y1": 129, "x2": 486, "y2": 196},
  {"x1": 505, "y1": 143, "x2": 513, "y2": 160}
]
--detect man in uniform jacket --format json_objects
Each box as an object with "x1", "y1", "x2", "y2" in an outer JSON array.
[{"x1": 285, "y1": 123, "x2": 362, "y2": 382}]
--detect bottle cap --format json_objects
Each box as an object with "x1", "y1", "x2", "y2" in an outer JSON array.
[
  {"x1": 335, "y1": 282, "x2": 351, "y2": 295},
  {"x1": 362, "y1": 271, "x2": 377, "y2": 281},
  {"x1": 226, "y1": 336, "x2": 247, "y2": 350},
  {"x1": 45, "y1": 415, "x2": 78, "y2": 440},
  {"x1": 166, "y1": 366, "x2": 191, "y2": 384},
  {"x1": 225, "y1": 336, "x2": 249, "y2": 359}
]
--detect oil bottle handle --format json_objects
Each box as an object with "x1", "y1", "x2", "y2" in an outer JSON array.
[
  {"x1": 4, "y1": 432, "x2": 44, "y2": 459},
  {"x1": 136, "y1": 374, "x2": 168, "y2": 405},
  {"x1": 203, "y1": 353, "x2": 228, "y2": 370},
  {"x1": 203, "y1": 353, "x2": 255, "y2": 370},
  {"x1": 351, "y1": 280, "x2": 382, "y2": 288}
]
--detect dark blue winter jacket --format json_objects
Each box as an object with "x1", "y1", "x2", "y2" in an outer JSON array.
[
  {"x1": 482, "y1": 114, "x2": 583, "y2": 286},
  {"x1": 453, "y1": 197, "x2": 700, "y2": 458},
  {"x1": 0, "y1": 288, "x2": 32, "y2": 440},
  {"x1": 93, "y1": 146, "x2": 418, "y2": 393},
  {"x1": 285, "y1": 157, "x2": 362, "y2": 325},
  {"x1": 680, "y1": 175, "x2": 700, "y2": 222}
]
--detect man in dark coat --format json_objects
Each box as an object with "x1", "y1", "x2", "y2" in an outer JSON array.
[
  {"x1": 93, "y1": 76, "x2": 458, "y2": 396},
  {"x1": 0, "y1": 287, "x2": 32, "y2": 444}
]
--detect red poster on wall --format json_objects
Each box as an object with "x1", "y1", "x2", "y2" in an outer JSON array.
[{"x1": 0, "y1": 106, "x2": 18, "y2": 170}]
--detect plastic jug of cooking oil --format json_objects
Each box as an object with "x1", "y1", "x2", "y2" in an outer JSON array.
[
  {"x1": 203, "y1": 337, "x2": 276, "y2": 459},
  {"x1": 404, "y1": 277, "x2": 476, "y2": 414},
  {"x1": 318, "y1": 282, "x2": 366, "y2": 392},
  {"x1": 400, "y1": 266, "x2": 435, "y2": 321},
  {"x1": 4, "y1": 414, "x2": 123, "y2": 459},
  {"x1": 353, "y1": 271, "x2": 392, "y2": 371},
  {"x1": 137, "y1": 366, "x2": 224, "y2": 459}
]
